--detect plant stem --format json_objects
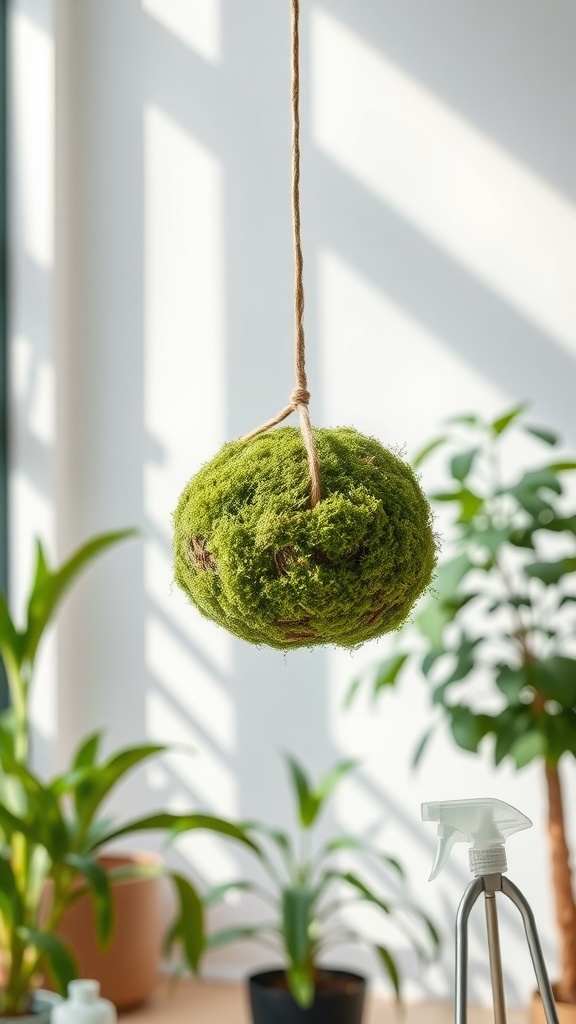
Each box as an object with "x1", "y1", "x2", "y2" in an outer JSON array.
[
  {"x1": 544, "y1": 760, "x2": 576, "y2": 1004},
  {"x1": 5, "y1": 662, "x2": 29, "y2": 764}
]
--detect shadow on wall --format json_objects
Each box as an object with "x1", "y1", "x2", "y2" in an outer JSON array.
[{"x1": 15, "y1": 0, "x2": 576, "y2": 1000}]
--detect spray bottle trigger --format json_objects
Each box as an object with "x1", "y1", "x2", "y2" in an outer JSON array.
[{"x1": 429, "y1": 824, "x2": 461, "y2": 881}]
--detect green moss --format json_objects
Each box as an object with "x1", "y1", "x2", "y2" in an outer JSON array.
[{"x1": 173, "y1": 426, "x2": 436, "y2": 649}]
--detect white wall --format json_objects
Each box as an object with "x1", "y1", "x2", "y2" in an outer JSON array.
[{"x1": 9, "y1": 0, "x2": 576, "y2": 1007}]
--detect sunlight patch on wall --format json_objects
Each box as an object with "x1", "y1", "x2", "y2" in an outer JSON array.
[
  {"x1": 10, "y1": 7, "x2": 57, "y2": 763},
  {"x1": 318, "y1": 248, "x2": 507, "y2": 452},
  {"x1": 312, "y1": 9, "x2": 576, "y2": 354},
  {"x1": 143, "y1": 103, "x2": 233, "y2": 838},
  {"x1": 145, "y1": 688, "x2": 236, "y2": 813},
  {"x1": 144, "y1": 103, "x2": 225, "y2": 534},
  {"x1": 145, "y1": 691, "x2": 238, "y2": 883},
  {"x1": 12, "y1": 11, "x2": 54, "y2": 268},
  {"x1": 146, "y1": 615, "x2": 235, "y2": 754},
  {"x1": 176, "y1": 832, "x2": 239, "y2": 886},
  {"x1": 145, "y1": 542, "x2": 230, "y2": 675},
  {"x1": 11, "y1": 336, "x2": 55, "y2": 447},
  {"x1": 142, "y1": 0, "x2": 221, "y2": 63}
]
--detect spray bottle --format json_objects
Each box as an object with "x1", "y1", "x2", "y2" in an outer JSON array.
[
  {"x1": 51, "y1": 981, "x2": 117, "y2": 1024},
  {"x1": 421, "y1": 798, "x2": 558, "y2": 1024}
]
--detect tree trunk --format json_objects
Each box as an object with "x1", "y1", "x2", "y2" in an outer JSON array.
[{"x1": 545, "y1": 761, "x2": 576, "y2": 1003}]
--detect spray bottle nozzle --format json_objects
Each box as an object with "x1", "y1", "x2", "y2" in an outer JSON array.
[{"x1": 421, "y1": 798, "x2": 532, "y2": 880}]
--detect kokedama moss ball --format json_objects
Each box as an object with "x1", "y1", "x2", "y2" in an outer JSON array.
[{"x1": 173, "y1": 426, "x2": 436, "y2": 649}]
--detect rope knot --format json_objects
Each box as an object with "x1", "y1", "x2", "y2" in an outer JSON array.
[{"x1": 290, "y1": 386, "x2": 310, "y2": 408}]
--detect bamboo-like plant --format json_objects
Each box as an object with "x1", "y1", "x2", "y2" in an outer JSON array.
[
  {"x1": 199, "y1": 754, "x2": 439, "y2": 1008},
  {"x1": 348, "y1": 405, "x2": 576, "y2": 1004},
  {"x1": 0, "y1": 531, "x2": 254, "y2": 1016}
]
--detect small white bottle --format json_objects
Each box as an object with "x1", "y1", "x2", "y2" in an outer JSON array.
[{"x1": 51, "y1": 980, "x2": 117, "y2": 1024}]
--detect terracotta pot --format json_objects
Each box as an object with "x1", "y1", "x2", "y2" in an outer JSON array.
[
  {"x1": 248, "y1": 968, "x2": 366, "y2": 1024},
  {"x1": 56, "y1": 853, "x2": 166, "y2": 1011},
  {"x1": 531, "y1": 986, "x2": 576, "y2": 1024}
]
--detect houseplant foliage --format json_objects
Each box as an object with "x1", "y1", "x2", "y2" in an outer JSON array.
[
  {"x1": 0, "y1": 531, "x2": 254, "y2": 1017},
  {"x1": 348, "y1": 405, "x2": 576, "y2": 1005},
  {"x1": 197, "y1": 754, "x2": 439, "y2": 1017}
]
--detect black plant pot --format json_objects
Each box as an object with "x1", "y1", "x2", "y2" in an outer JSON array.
[{"x1": 248, "y1": 968, "x2": 367, "y2": 1024}]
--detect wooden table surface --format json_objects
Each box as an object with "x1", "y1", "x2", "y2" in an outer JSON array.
[{"x1": 119, "y1": 978, "x2": 527, "y2": 1024}]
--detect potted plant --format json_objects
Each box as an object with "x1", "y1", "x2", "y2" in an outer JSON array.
[
  {"x1": 0, "y1": 531, "x2": 255, "y2": 1020},
  {"x1": 195, "y1": 754, "x2": 439, "y2": 1024},
  {"x1": 347, "y1": 405, "x2": 576, "y2": 1018}
]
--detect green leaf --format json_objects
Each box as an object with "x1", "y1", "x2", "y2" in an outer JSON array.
[
  {"x1": 416, "y1": 600, "x2": 449, "y2": 655},
  {"x1": 509, "y1": 527, "x2": 536, "y2": 549},
  {"x1": 0, "y1": 707, "x2": 17, "y2": 758},
  {"x1": 542, "y1": 709, "x2": 576, "y2": 763},
  {"x1": 445, "y1": 636, "x2": 479, "y2": 685},
  {"x1": 105, "y1": 862, "x2": 163, "y2": 885},
  {"x1": 440, "y1": 593, "x2": 477, "y2": 615},
  {"x1": 343, "y1": 677, "x2": 361, "y2": 709},
  {"x1": 320, "y1": 838, "x2": 406, "y2": 879},
  {"x1": 341, "y1": 872, "x2": 391, "y2": 915},
  {"x1": 22, "y1": 929, "x2": 78, "y2": 994},
  {"x1": 524, "y1": 425, "x2": 558, "y2": 446},
  {"x1": 445, "y1": 413, "x2": 481, "y2": 426},
  {"x1": 203, "y1": 880, "x2": 255, "y2": 907},
  {"x1": 448, "y1": 707, "x2": 492, "y2": 753},
  {"x1": 371, "y1": 654, "x2": 409, "y2": 697},
  {"x1": 510, "y1": 731, "x2": 546, "y2": 769},
  {"x1": 72, "y1": 732, "x2": 103, "y2": 769},
  {"x1": 0, "y1": 801, "x2": 32, "y2": 841},
  {"x1": 375, "y1": 945, "x2": 401, "y2": 1000},
  {"x1": 549, "y1": 461, "x2": 576, "y2": 472},
  {"x1": 546, "y1": 516, "x2": 576, "y2": 534},
  {"x1": 205, "y1": 925, "x2": 278, "y2": 951},
  {"x1": 282, "y1": 886, "x2": 314, "y2": 969},
  {"x1": 515, "y1": 468, "x2": 562, "y2": 496},
  {"x1": 92, "y1": 813, "x2": 257, "y2": 852},
  {"x1": 64, "y1": 854, "x2": 112, "y2": 947},
  {"x1": 512, "y1": 489, "x2": 554, "y2": 521},
  {"x1": 491, "y1": 403, "x2": 527, "y2": 436},
  {"x1": 0, "y1": 592, "x2": 25, "y2": 671},
  {"x1": 492, "y1": 708, "x2": 533, "y2": 765},
  {"x1": 430, "y1": 490, "x2": 460, "y2": 502},
  {"x1": 74, "y1": 743, "x2": 167, "y2": 829},
  {"x1": 412, "y1": 436, "x2": 447, "y2": 469},
  {"x1": 421, "y1": 650, "x2": 442, "y2": 676},
  {"x1": 412, "y1": 725, "x2": 437, "y2": 769},
  {"x1": 170, "y1": 874, "x2": 204, "y2": 973},
  {"x1": 507, "y1": 595, "x2": 532, "y2": 609},
  {"x1": 470, "y1": 525, "x2": 511, "y2": 556},
  {"x1": 528, "y1": 657, "x2": 576, "y2": 706},
  {"x1": 285, "y1": 756, "x2": 319, "y2": 829},
  {"x1": 418, "y1": 913, "x2": 441, "y2": 951},
  {"x1": 0, "y1": 763, "x2": 69, "y2": 854},
  {"x1": 437, "y1": 552, "x2": 473, "y2": 595},
  {"x1": 316, "y1": 760, "x2": 357, "y2": 806},
  {"x1": 450, "y1": 449, "x2": 478, "y2": 482},
  {"x1": 242, "y1": 822, "x2": 289, "y2": 865},
  {"x1": 0, "y1": 856, "x2": 23, "y2": 929},
  {"x1": 287, "y1": 966, "x2": 315, "y2": 1009},
  {"x1": 495, "y1": 664, "x2": 529, "y2": 702},
  {"x1": 525, "y1": 558, "x2": 576, "y2": 585},
  {"x1": 509, "y1": 467, "x2": 563, "y2": 523},
  {"x1": 30, "y1": 788, "x2": 69, "y2": 859},
  {"x1": 23, "y1": 529, "x2": 137, "y2": 666},
  {"x1": 456, "y1": 489, "x2": 484, "y2": 524}
]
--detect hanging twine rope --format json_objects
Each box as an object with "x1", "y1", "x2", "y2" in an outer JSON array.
[{"x1": 241, "y1": 0, "x2": 321, "y2": 508}]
